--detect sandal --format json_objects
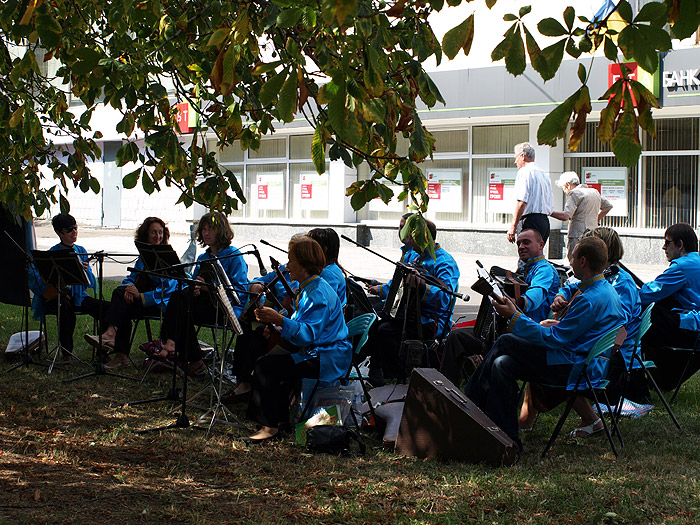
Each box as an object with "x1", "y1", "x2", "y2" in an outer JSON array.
[
  {"x1": 187, "y1": 360, "x2": 207, "y2": 377},
  {"x1": 569, "y1": 418, "x2": 604, "y2": 438}
]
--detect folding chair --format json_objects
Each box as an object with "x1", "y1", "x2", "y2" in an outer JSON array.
[
  {"x1": 616, "y1": 304, "x2": 680, "y2": 428},
  {"x1": 668, "y1": 332, "x2": 700, "y2": 403},
  {"x1": 298, "y1": 313, "x2": 377, "y2": 425},
  {"x1": 541, "y1": 325, "x2": 625, "y2": 458}
]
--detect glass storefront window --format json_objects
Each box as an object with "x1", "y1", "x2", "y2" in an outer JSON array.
[
  {"x1": 289, "y1": 162, "x2": 331, "y2": 220},
  {"x1": 248, "y1": 138, "x2": 286, "y2": 159},
  {"x1": 473, "y1": 125, "x2": 528, "y2": 154},
  {"x1": 432, "y1": 130, "x2": 469, "y2": 153},
  {"x1": 246, "y1": 163, "x2": 287, "y2": 219},
  {"x1": 420, "y1": 159, "x2": 469, "y2": 222},
  {"x1": 290, "y1": 135, "x2": 313, "y2": 159},
  {"x1": 472, "y1": 158, "x2": 516, "y2": 225},
  {"x1": 642, "y1": 155, "x2": 698, "y2": 228}
]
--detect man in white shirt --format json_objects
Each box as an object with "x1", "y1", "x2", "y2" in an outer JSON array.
[
  {"x1": 550, "y1": 171, "x2": 613, "y2": 261},
  {"x1": 507, "y1": 142, "x2": 554, "y2": 244}
]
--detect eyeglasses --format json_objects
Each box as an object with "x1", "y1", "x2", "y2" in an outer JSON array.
[{"x1": 62, "y1": 225, "x2": 78, "y2": 233}]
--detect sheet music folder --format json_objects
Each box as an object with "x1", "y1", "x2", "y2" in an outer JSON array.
[
  {"x1": 135, "y1": 242, "x2": 187, "y2": 279},
  {"x1": 31, "y1": 249, "x2": 90, "y2": 287}
]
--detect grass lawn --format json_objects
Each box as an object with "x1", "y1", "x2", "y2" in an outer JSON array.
[{"x1": 0, "y1": 281, "x2": 699, "y2": 523}]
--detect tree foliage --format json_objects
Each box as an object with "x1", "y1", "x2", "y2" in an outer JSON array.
[{"x1": 1, "y1": 0, "x2": 698, "y2": 251}]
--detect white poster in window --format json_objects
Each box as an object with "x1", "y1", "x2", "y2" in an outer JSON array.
[
  {"x1": 255, "y1": 172, "x2": 284, "y2": 210},
  {"x1": 299, "y1": 172, "x2": 329, "y2": 210},
  {"x1": 369, "y1": 176, "x2": 406, "y2": 213},
  {"x1": 582, "y1": 167, "x2": 628, "y2": 217},
  {"x1": 487, "y1": 168, "x2": 518, "y2": 214},
  {"x1": 425, "y1": 169, "x2": 462, "y2": 213}
]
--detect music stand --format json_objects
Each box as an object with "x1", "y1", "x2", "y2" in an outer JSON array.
[
  {"x1": 135, "y1": 241, "x2": 187, "y2": 279},
  {"x1": 31, "y1": 249, "x2": 91, "y2": 373}
]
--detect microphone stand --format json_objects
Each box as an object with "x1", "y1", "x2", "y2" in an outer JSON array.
[{"x1": 64, "y1": 251, "x2": 137, "y2": 383}]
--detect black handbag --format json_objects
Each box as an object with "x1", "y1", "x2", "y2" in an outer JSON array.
[{"x1": 306, "y1": 425, "x2": 366, "y2": 456}]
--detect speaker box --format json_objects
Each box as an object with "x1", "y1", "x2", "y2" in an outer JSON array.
[{"x1": 395, "y1": 368, "x2": 518, "y2": 467}]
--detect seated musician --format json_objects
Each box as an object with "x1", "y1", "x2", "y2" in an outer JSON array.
[
  {"x1": 440, "y1": 229, "x2": 559, "y2": 387},
  {"x1": 155, "y1": 212, "x2": 248, "y2": 375},
  {"x1": 28, "y1": 214, "x2": 107, "y2": 360},
  {"x1": 364, "y1": 217, "x2": 460, "y2": 384},
  {"x1": 640, "y1": 223, "x2": 700, "y2": 390},
  {"x1": 365, "y1": 213, "x2": 417, "y2": 301},
  {"x1": 465, "y1": 237, "x2": 625, "y2": 448},
  {"x1": 228, "y1": 229, "x2": 347, "y2": 402},
  {"x1": 84, "y1": 217, "x2": 177, "y2": 369},
  {"x1": 244, "y1": 236, "x2": 351, "y2": 442},
  {"x1": 519, "y1": 227, "x2": 645, "y2": 437}
]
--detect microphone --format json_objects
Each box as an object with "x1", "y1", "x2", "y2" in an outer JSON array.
[
  {"x1": 253, "y1": 246, "x2": 268, "y2": 276},
  {"x1": 260, "y1": 239, "x2": 288, "y2": 254}
]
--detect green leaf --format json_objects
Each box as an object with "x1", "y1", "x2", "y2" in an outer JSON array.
[
  {"x1": 35, "y1": 12, "x2": 62, "y2": 49},
  {"x1": 563, "y1": 6, "x2": 575, "y2": 30},
  {"x1": 442, "y1": 15, "x2": 475, "y2": 60},
  {"x1": 251, "y1": 61, "x2": 283, "y2": 76},
  {"x1": 518, "y1": 5, "x2": 531, "y2": 18},
  {"x1": 72, "y1": 48, "x2": 102, "y2": 76},
  {"x1": 258, "y1": 69, "x2": 288, "y2": 107},
  {"x1": 115, "y1": 142, "x2": 139, "y2": 166},
  {"x1": 122, "y1": 168, "x2": 141, "y2": 189},
  {"x1": 327, "y1": 80, "x2": 347, "y2": 135},
  {"x1": 503, "y1": 13, "x2": 518, "y2": 22},
  {"x1": 208, "y1": 27, "x2": 230, "y2": 48},
  {"x1": 618, "y1": 26, "x2": 664, "y2": 74},
  {"x1": 604, "y1": 36, "x2": 618, "y2": 61},
  {"x1": 525, "y1": 27, "x2": 562, "y2": 82},
  {"x1": 277, "y1": 8, "x2": 303, "y2": 28},
  {"x1": 577, "y1": 63, "x2": 586, "y2": 84},
  {"x1": 9, "y1": 106, "x2": 23, "y2": 128},
  {"x1": 277, "y1": 71, "x2": 298, "y2": 123},
  {"x1": 617, "y1": 1, "x2": 633, "y2": 24},
  {"x1": 59, "y1": 194, "x2": 70, "y2": 215},
  {"x1": 634, "y1": 1, "x2": 667, "y2": 24},
  {"x1": 409, "y1": 112, "x2": 432, "y2": 161},
  {"x1": 629, "y1": 79, "x2": 660, "y2": 108},
  {"x1": 311, "y1": 125, "x2": 325, "y2": 174},
  {"x1": 504, "y1": 25, "x2": 526, "y2": 76},
  {"x1": 670, "y1": 0, "x2": 700, "y2": 39},
  {"x1": 142, "y1": 173, "x2": 155, "y2": 194},
  {"x1": 611, "y1": 108, "x2": 642, "y2": 167},
  {"x1": 486, "y1": 0, "x2": 497, "y2": 8},
  {"x1": 538, "y1": 18, "x2": 568, "y2": 37},
  {"x1": 537, "y1": 92, "x2": 577, "y2": 146},
  {"x1": 333, "y1": 0, "x2": 356, "y2": 26}
]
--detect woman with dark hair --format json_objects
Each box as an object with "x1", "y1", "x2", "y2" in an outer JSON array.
[
  {"x1": 85, "y1": 217, "x2": 176, "y2": 368},
  {"x1": 307, "y1": 227, "x2": 346, "y2": 306},
  {"x1": 244, "y1": 236, "x2": 351, "y2": 442},
  {"x1": 156, "y1": 211, "x2": 248, "y2": 374}
]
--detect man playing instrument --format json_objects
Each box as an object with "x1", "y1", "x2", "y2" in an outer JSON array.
[
  {"x1": 365, "y1": 217, "x2": 460, "y2": 384},
  {"x1": 440, "y1": 229, "x2": 560, "y2": 387},
  {"x1": 465, "y1": 237, "x2": 625, "y2": 447}
]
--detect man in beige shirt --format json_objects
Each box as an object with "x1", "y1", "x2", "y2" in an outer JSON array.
[{"x1": 550, "y1": 172, "x2": 613, "y2": 261}]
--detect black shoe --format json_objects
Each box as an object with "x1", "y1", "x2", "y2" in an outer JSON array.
[
  {"x1": 221, "y1": 388, "x2": 252, "y2": 405},
  {"x1": 368, "y1": 369, "x2": 385, "y2": 388}
]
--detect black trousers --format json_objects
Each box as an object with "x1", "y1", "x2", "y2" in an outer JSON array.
[
  {"x1": 231, "y1": 321, "x2": 268, "y2": 384},
  {"x1": 45, "y1": 294, "x2": 109, "y2": 352},
  {"x1": 105, "y1": 287, "x2": 160, "y2": 356},
  {"x1": 465, "y1": 333, "x2": 571, "y2": 442},
  {"x1": 439, "y1": 326, "x2": 486, "y2": 387},
  {"x1": 365, "y1": 318, "x2": 436, "y2": 379},
  {"x1": 520, "y1": 213, "x2": 550, "y2": 243},
  {"x1": 246, "y1": 353, "x2": 319, "y2": 428},
  {"x1": 642, "y1": 299, "x2": 700, "y2": 391},
  {"x1": 160, "y1": 289, "x2": 226, "y2": 363}
]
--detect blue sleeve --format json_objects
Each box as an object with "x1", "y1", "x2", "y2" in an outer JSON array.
[
  {"x1": 680, "y1": 311, "x2": 700, "y2": 332},
  {"x1": 508, "y1": 294, "x2": 596, "y2": 350},
  {"x1": 281, "y1": 293, "x2": 329, "y2": 347},
  {"x1": 640, "y1": 263, "x2": 685, "y2": 305},
  {"x1": 522, "y1": 265, "x2": 557, "y2": 315},
  {"x1": 557, "y1": 282, "x2": 577, "y2": 302}
]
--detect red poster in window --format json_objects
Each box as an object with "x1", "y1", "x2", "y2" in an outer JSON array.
[
  {"x1": 427, "y1": 182, "x2": 441, "y2": 199},
  {"x1": 589, "y1": 183, "x2": 602, "y2": 194},
  {"x1": 489, "y1": 183, "x2": 504, "y2": 200},
  {"x1": 258, "y1": 185, "x2": 268, "y2": 199},
  {"x1": 301, "y1": 184, "x2": 312, "y2": 199},
  {"x1": 175, "y1": 102, "x2": 190, "y2": 133}
]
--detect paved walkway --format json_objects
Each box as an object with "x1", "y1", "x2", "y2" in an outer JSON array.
[{"x1": 34, "y1": 220, "x2": 668, "y2": 321}]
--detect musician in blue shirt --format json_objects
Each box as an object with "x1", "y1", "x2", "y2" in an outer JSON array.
[
  {"x1": 309, "y1": 228, "x2": 347, "y2": 307},
  {"x1": 465, "y1": 237, "x2": 625, "y2": 445},
  {"x1": 440, "y1": 229, "x2": 559, "y2": 386},
  {"x1": 84, "y1": 217, "x2": 177, "y2": 369},
  {"x1": 245, "y1": 236, "x2": 351, "y2": 442},
  {"x1": 365, "y1": 218, "x2": 460, "y2": 384},
  {"x1": 28, "y1": 214, "x2": 107, "y2": 358},
  {"x1": 155, "y1": 212, "x2": 248, "y2": 375},
  {"x1": 640, "y1": 223, "x2": 700, "y2": 390}
]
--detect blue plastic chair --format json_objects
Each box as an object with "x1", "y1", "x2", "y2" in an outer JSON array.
[{"x1": 542, "y1": 325, "x2": 625, "y2": 458}]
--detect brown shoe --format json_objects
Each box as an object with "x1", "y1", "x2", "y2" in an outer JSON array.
[{"x1": 462, "y1": 353, "x2": 484, "y2": 378}]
